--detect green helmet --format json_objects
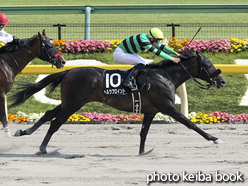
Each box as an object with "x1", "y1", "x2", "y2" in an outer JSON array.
[{"x1": 147, "y1": 28, "x2": 164, "y2": 39}]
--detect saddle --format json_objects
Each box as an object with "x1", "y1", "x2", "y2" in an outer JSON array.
[
  {"x1": 102, "y1": 68, "x2": 146, "y2": 114},
  {"x1": 102, "y1": 68, "x2": 146, "y2": 95}
]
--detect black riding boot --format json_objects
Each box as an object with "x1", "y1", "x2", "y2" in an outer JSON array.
[{"x1": 123, "y1": 63, "x2": 145, "y2": 91}]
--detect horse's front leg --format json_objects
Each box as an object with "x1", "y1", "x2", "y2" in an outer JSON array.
[
  {"x1": 164, "y1": 103, "x2": 222, "y2": 144},
  {"x1": 0, "y1": 93, "x2": 11, "y2": 137},
  {"x1": 139, "y1": 113, "x2": 156, "y2": 155}
]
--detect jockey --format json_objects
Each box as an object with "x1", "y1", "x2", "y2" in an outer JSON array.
[
  {"x1": 0, "y1": 13, "x2": 19, "y2": 47},
  {"x1": 0, "y1": 13, "x2": 13, "y2": 44},
  {"x1": 113, "y1": 27, "x2": 181, "y2": 91}
]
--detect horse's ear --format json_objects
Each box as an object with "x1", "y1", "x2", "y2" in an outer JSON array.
[
  {"x1": 38, "y1": 32, "x2": 41, "y2": 38},
  {"x1": 196, "y1": 50, "x2": 204, "y2": 61},
  {"x1": 42, "y1": 30, "x2": 46, "y2": 36}
]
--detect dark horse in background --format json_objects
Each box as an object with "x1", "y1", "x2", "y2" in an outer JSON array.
[
  {"x1": 0, "y1": 30, "x2": 65, "y2": 137},
  {"x1": 11, "y1": 50, "x2": 225, "y2": 155}
]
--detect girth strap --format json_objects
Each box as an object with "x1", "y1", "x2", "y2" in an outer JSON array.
[{"x1": 131, "y1": 91, "x2": 141, "y2": 114}]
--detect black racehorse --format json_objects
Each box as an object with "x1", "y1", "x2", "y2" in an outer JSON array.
[
  {"x1": 0, "y1": 30, "x2": 65, "y2": 137},
  {"x1": 11, "y1": 50, "x2": 225, "y2": 155}
]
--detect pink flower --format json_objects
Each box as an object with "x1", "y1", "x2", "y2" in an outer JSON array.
[
  {"x1": 80, "y1": 112, "x2": 142, "y2": 122},
  {"x1": 60, "y1": 39, "x2": 112, "y2": 54},
  {"x1": 182, "y1": 39, "x2": 231, "y2": 53}
]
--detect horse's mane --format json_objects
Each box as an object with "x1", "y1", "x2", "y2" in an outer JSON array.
[
  {"x1": 146, "y1": 50, "x2": 196, "y2": 68},
  {"x1": 0, "y1": 35, "x2": 38, "y2": 53},
  {"x1": 146, "y1": 59, "x2": 176, "y2": 68}
]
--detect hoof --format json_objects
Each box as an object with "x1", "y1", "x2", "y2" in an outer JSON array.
[
  {"x1": 41, "y1": 151, "x2": 47, "y2": 154},
  {"x1": 39, "y1": 146, "x2": 47, "y2": 154},
  {"x1": 14, "y1": 129, "x2": 22, "y2": 137},
  {"x1": 37, "y1": 150, "x2": 47, "y2": 155},
  {"x1": 214, "y1": 139, "x2": 223, "y2": 144},
  {"x1": 36, "y1": 151, "x2": 47, "y2": 155},
  {"x1": 139, "y1": 148, "x2": 154, "y2": 156}
]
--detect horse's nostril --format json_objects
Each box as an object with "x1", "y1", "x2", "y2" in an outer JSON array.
[{"x1": 62, "y1": 61, "x2": 66, "y2": 65}]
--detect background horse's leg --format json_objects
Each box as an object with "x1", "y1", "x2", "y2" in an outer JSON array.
[
  {"x1": 139, "y1": 113, "x2": 155, "y2": 155},
  {"x1": 15, "y1": 105, "x2": 62, "y2": 136},
  {"x1": 164, "y1": 102, "x2": 221, "y2": 143},
  {"x1": 0, "y1": 94, "x2": 11, "y2": 137}
]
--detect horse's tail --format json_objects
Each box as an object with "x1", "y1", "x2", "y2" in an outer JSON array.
[{"x1": 10, "y1": 70, "x2": 70, "y2": 108}]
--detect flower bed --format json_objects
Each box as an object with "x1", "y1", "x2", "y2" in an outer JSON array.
[
  {"x1": 3, "y1": 111, "x2": 248, "y2": 124},
  {"x1": 180, "y1": 39, "x2": 231, "y2": 53},
  {"x1": 0, "y1": 113, "x2": 29, "y2": 123},
  {"x1": 166, "y1": 37, "x2": 248, "y2": 53},
  {"x1": 53, "y1": 37, "x2": 248, "y2": 54},
  {"x1": 6, "y1": 112, "x2": 143, "y2": 124},
  {"x1": 82, "y1": 112, "x2": 143, "y2": 122},
  {"x1": 189, "y1": 111, "x2": 248, "y2": 124},
  {"x1": 53, "y1": 39, "x2": 112, "y2": 54}
]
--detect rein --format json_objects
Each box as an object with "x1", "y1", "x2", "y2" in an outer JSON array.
[
  {"x1": 7, "y1": 52, "x2": 22, "y2": 73},
  {"x1": 179, "y1": 61, "x2": 213, "y2": 89},
  {"x1": 25, "y1": 47, "x2": 39, "y2": 58},
  {"x1": 7, "y1": 44, "x2": 40, "y2": 74}
]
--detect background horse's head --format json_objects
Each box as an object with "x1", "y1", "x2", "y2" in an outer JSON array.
[
  {"x1": 195, "y1": 50, "x2": 225, "y2": 89},
  {"x1": 36, "y1": 30, "x2": 65, "y2": 69}
]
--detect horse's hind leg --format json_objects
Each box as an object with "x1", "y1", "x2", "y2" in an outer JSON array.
[
  {"x1": 15, "y1": 105, "x2": 62, "y2": 136},
  {"x1": 39, "y1": 101, "x2": 85, "y2": 154},
  {"x1": 0, "y1": 93, "x2": 11, "y2": 137}
]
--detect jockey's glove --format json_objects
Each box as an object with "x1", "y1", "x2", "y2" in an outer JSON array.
[{"x1": 178, "y1": 55, "x2": 189, "y2": 60}]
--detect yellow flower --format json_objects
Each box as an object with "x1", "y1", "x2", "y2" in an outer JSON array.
[{"x1": 205, "y1": 119, "x2": 210, "y2": 124}]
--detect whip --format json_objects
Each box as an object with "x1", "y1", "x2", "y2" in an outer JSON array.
[{"x1": 182, "y1": 27, "x2": 201, "y2": 54}]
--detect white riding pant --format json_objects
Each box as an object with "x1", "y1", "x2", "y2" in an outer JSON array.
[{"x1": 113, "y1": 46, "x2": 153, "y2": 65}]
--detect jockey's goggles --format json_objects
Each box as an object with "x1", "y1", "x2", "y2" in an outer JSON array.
[
  {"x1": 154, "y1": 39, "x2": 162, "y2": 44},
  {"x1": 0, "y1": 25, "x2": 5, "y2": 28}
]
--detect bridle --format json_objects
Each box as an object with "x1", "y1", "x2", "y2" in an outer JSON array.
[
  {"x1": 177, "y1": 28, "x2": 221, "y2": 89},
  {"x1": 7, "y1": 36, "x2": 62, "y2": 72},
  {"x1": 26, "y1": 36, "x2": 62, "y2": 66},
  {"x1": 37, "y1": 37, "x2": 62, "y2": 66},
  {"x1": 179, "y1": 57, "x2": 221, "y2": 89}
]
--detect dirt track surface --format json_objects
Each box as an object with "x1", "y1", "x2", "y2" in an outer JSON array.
[{"x1": 0, "y1": 123, "x2": 248, "y2": 185}]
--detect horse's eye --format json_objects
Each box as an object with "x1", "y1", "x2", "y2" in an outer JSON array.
[{"x1": 204, "y1": 63, "x2": 212, "y2": 68}]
